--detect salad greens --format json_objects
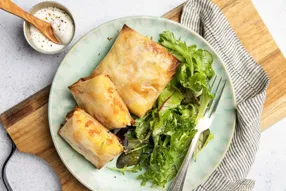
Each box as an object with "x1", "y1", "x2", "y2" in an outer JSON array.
[{"x1": 110, "y1": 31, "x2": 215, "y2": 188}]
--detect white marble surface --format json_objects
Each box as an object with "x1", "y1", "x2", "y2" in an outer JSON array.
[
  {"x1": 248, "y1": 118, "x2": 286, "y2": 191},
  {"x1": 0, "y1": 0, "x2": 285, "y2": 190}
]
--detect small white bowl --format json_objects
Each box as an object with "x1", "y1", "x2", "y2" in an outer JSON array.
[{"x1": 23, "y1": 1, "x2": 75, "y2": 54}]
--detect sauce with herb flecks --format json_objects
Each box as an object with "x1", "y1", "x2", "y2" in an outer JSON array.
[{"x1": 30, "y1": 7, "x2": 74, "y2": 52}]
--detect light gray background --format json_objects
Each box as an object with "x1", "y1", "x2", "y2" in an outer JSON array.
[{"x1": 0, "y1": 0, "x2": 285, "y2": 190}]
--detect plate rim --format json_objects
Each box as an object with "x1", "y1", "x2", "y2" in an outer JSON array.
[{"x1": 48, "y1": 15, "x2": 237, "y2": 191}]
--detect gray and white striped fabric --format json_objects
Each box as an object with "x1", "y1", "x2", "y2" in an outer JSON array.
[{"x1": 181, "y1": 0, "x2": 270, "y2": 190}]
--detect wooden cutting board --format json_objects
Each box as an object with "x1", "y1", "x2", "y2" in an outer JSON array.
[{"x1": 1, "y1": 0, "x2": 286, "y2": 190}]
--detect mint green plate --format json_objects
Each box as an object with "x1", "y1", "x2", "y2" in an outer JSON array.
[{"x1": 48, "y1": 16, "x2": 236, "y2": 191}]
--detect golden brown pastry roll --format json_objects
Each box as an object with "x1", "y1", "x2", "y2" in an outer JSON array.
[
  {"x1": 93, "y1": 24, "x2": 179, "y2": 117},
  {"x1": 69, "y1": 74, "x2": 133, "y2": 129},
  {"x1": 59, "y1": 107, "x2": 123, "y2": 169}
]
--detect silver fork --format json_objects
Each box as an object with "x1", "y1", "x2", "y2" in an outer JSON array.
[{"x1": 168, "y1": 76, "x2": 226, "y2": 191}]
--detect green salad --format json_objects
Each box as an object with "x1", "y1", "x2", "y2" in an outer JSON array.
[{"x1": 109, "y1": 31, "x2": 215, "y2": 188}]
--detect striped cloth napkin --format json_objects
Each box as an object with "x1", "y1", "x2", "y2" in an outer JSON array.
[{"x1": 181, "y1": 0, "x2": 269, "y2": 190}]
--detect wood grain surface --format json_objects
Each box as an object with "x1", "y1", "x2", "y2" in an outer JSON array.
[{"x1": 1, "y1": 0, "x2": 286, "y2": 190}]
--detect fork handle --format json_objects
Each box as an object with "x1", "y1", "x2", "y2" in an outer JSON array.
[
  {"x1": 168, "y1": 130, "x2": 202, "y2": 191},
  {"x1": 0, "y1": 0, "x2": 61, "y2": 44},
  {"x1": 0, "y1": 0, "x2": 40, "y2": 24},
  {"x1": 0, "y1": 0, "x2": 52, "y2": 36}
]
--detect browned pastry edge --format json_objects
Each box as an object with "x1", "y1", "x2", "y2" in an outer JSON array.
[
  {"x1": 68, "y1": 73, "x2": 101, "y2": 90},
  {"x1": 65, "y1": 106, "x2": 81, "y2": 121}
]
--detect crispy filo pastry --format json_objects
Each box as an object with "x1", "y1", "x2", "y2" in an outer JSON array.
[
  {"x1": 69, "y1": 74, "x2": 133, "y2": 129},
  {"x1": 93, "y1": 24, "x2": 180, "y2": 117},
  {"x1": 59, "y1": 107, "x2": 123, "y2": 169}
]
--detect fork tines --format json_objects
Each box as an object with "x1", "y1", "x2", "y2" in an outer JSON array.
[{"x1": 205, "y1": 76, "x2": 227, "y2": 118}]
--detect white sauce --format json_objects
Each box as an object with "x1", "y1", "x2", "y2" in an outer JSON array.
[{"x1": 30, "y1": 7, "x2": 74, "y2": 52}]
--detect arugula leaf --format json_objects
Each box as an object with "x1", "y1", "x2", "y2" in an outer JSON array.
[
  {"x1": 158, "y1": 85, "x2": 184, "y2": 116},
  {"x1": 188, "y1": 73, "x2": 207, "y2": 93},
  {"x1": 108, "y1": 165, "x2": 142, "y2": 175},
  {"x1": 176, "y1": 63, "x2": 192, "y2": 89},
  {"x1": 159, "y1": 33, "x2": 215, "y2": 122},
  {"x1": 138, "y1": 112, "x2": 197, "y2": 188},
  {"x1": 152, "y1": 110, "x2": 175, "y2": 143},
  {"x1": 178, "y1": 104, "x2": 197, "y2": 120},
  {"x1": 196, "y1": 87, "x2": 214, "y2": 122},
  {"x1": 193, "y1": 129, "x2": 214, "y2": 160},
  {"x1": 116, "y1": 149, "x2": 143, "y2": 168},
  {"x1": 193, "y1": 49, "x2": 215, "y2": 79},
  {"x1": 159, "y1": 31, "x2": 195, "y2": 76},
  {"x1": 135, "y1": 112, "x2": 152, "y2": 141}
]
